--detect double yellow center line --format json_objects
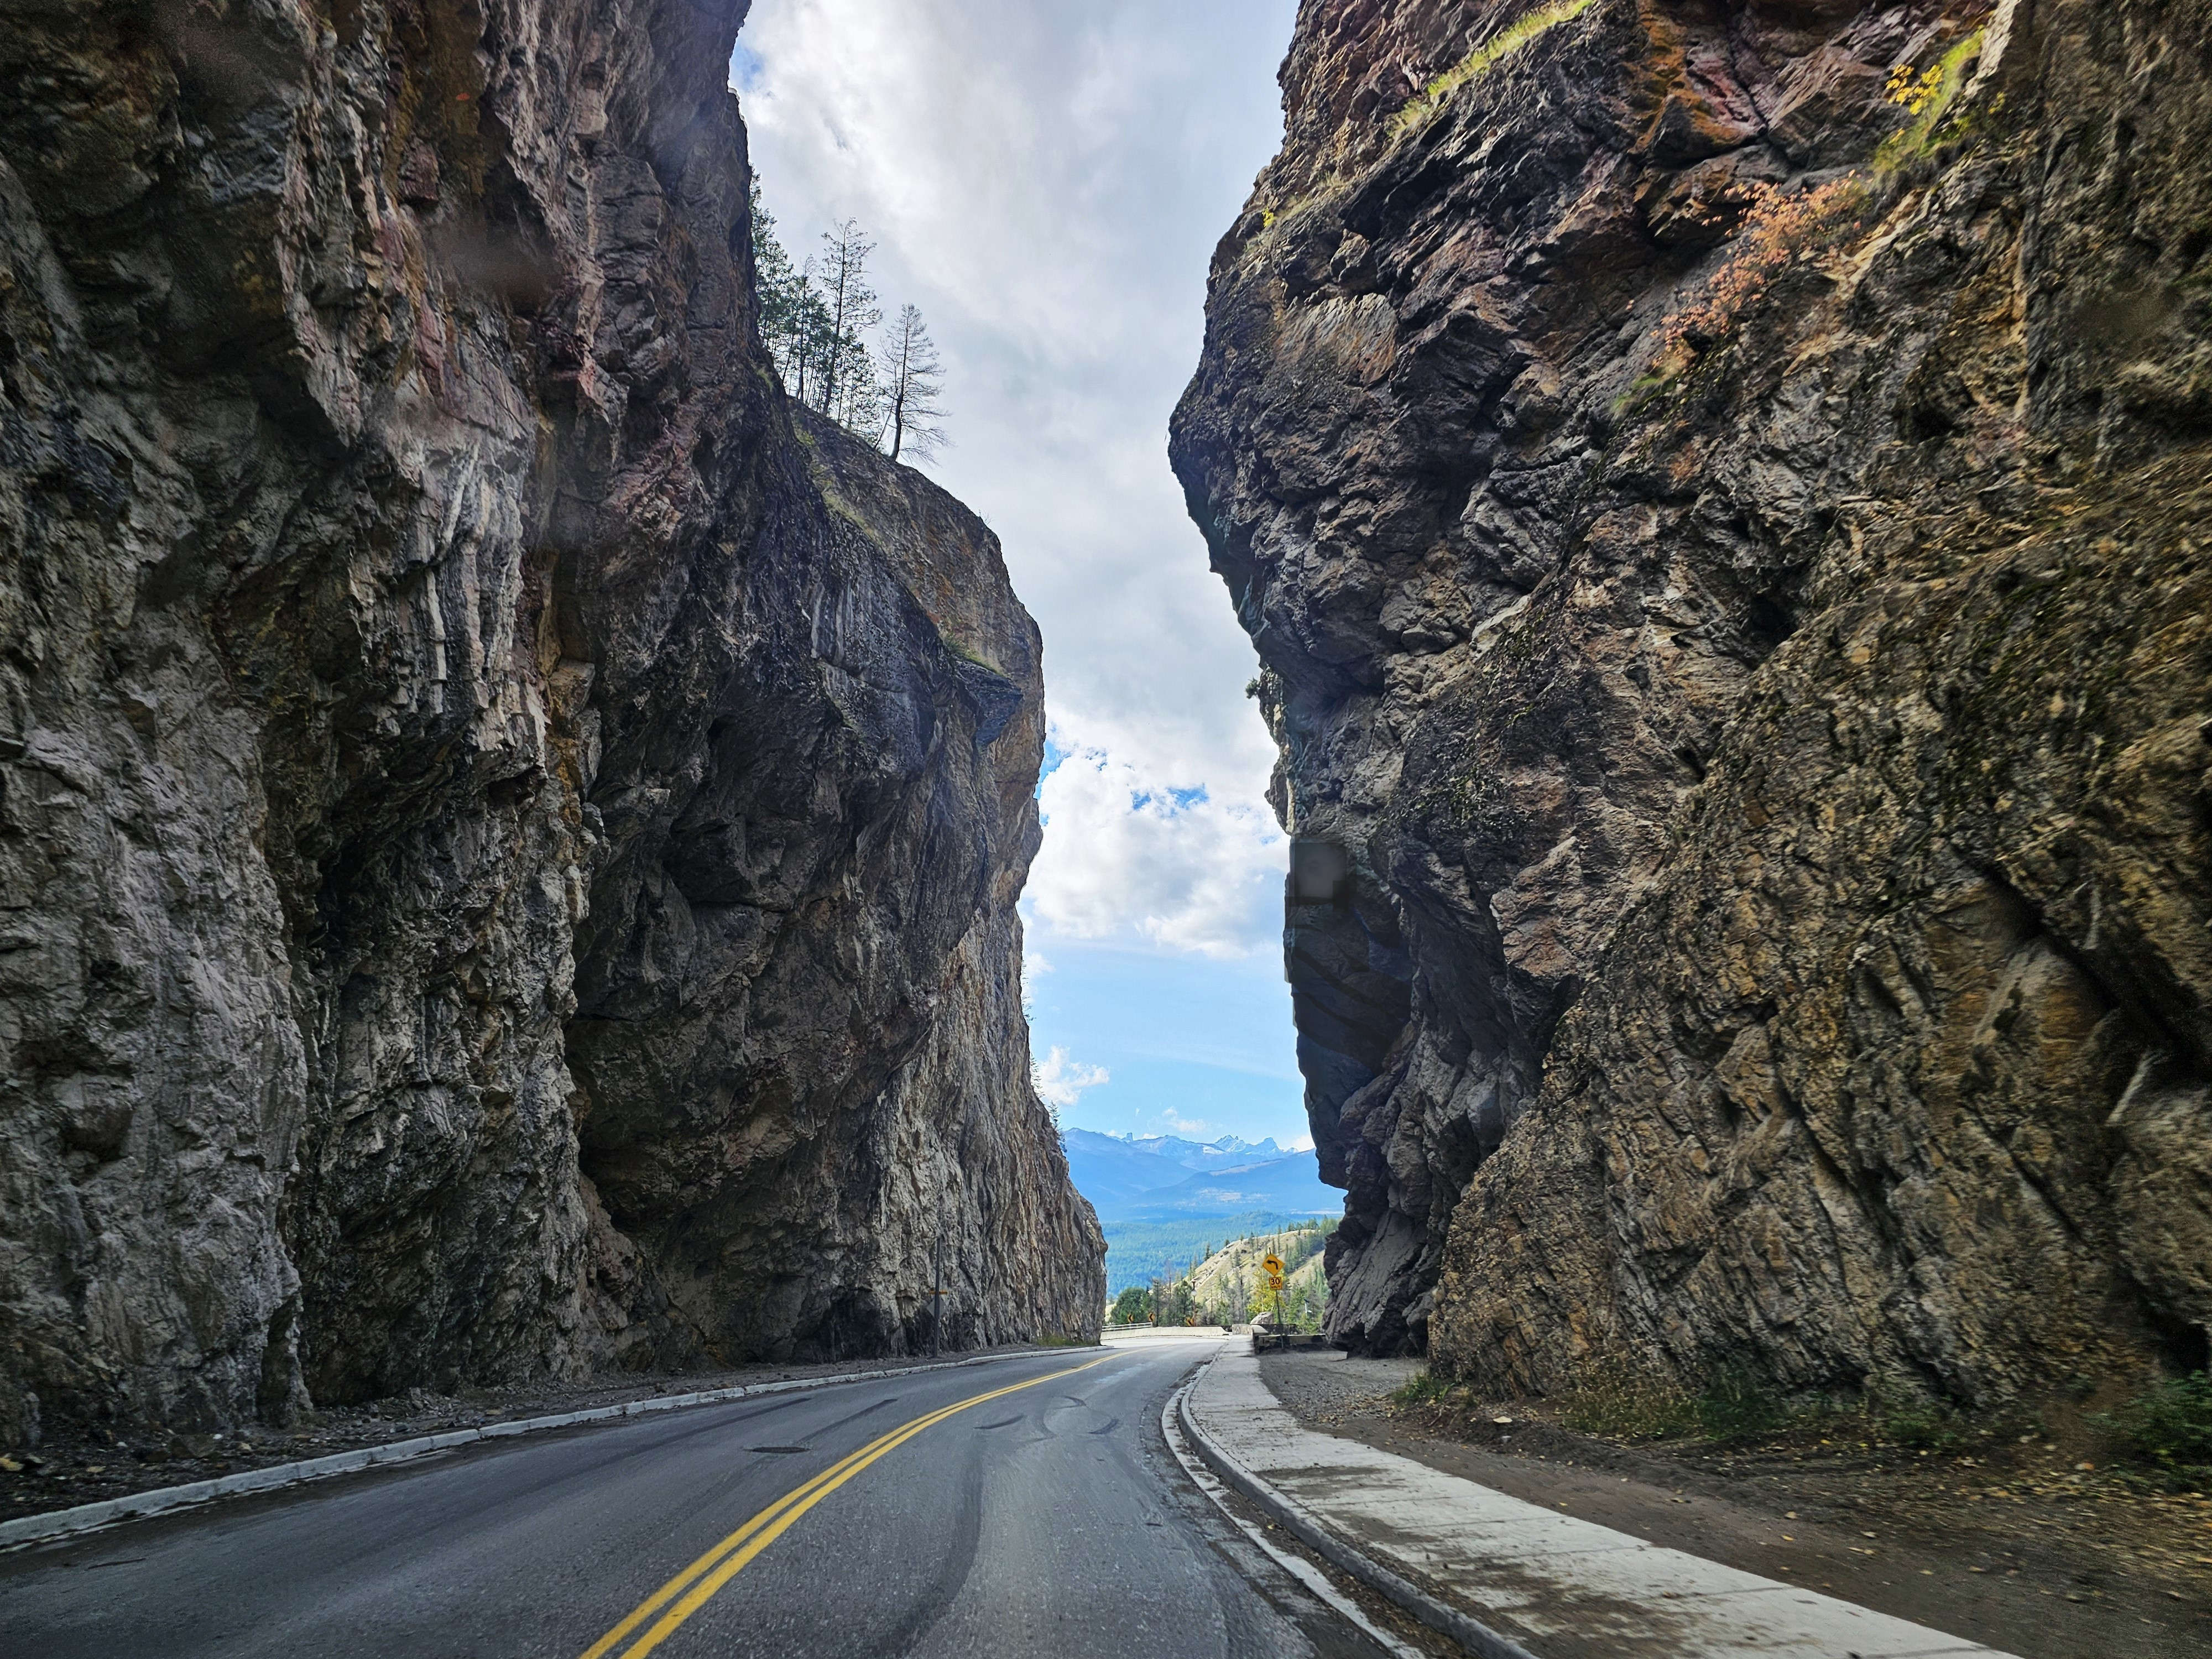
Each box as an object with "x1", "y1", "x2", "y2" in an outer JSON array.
[{"x1": 578, "y1": 1352, "x2": 1122, "y2": 1659}]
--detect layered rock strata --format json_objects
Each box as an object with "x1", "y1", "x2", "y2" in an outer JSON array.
[
  {"x1": 0, "y1": 0, "x2": 1098, "y2": 1444},
  {"x1": 1173, "y1": 0, "x2": 2211, "y2": 1406}
]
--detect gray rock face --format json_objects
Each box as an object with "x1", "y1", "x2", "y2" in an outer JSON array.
[
  {"x1": 1173, "y1": 0, "x2": 2211, "y2": 1400},
  {"x1": 0, "y1": 0, "x2": 1099, "y2": 1444}
]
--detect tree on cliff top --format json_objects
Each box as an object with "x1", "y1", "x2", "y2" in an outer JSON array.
[
  {"x1": 751, "y1": 184, "x2": 948, "y2": 462},
  {"x1": 807, "y1": 218, "x2": 884, "y2": 433},
  {"x1": 752, "y1": 183, "x2": 830, "y2": 403},
  {"x1": 879, "y1": 304, "x2": 948, "y2": 463}
]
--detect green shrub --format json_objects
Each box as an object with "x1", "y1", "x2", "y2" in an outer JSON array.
[
  {"x1": 1874, "y1": 27, "x2": 1989, "y2": 170},
  {"x1": 1881, "y1": 1402, "x2": 1962, "y2": 1451},
  {"x1": 2093, "y1": 1371, "x2": 2212, "y2": 1478}
]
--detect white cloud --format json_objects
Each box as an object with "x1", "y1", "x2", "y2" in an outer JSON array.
[
  {"x1": 734, "y1": 2, "x2": 1306, "y2": 1126},
  {"x1": 1160, "y1": 1107, "x2": 1218, "y2": 1138},
  {"x1": 1282, "y1": 1132, "x2": 1316, "y2": 1154},
  {"x1": 1025, "y1": 722, "x2": 1284, "y2": 959},
  {"x1": 736, "y1": 0, "x2": 1295, "y2": 802},
  {"x1": 1032, "y1": 1046, "x2": 1111, "y2": 1109}
]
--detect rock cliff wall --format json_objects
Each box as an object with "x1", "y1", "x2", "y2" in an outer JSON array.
[
  {"x1": 1173, "y1": 0, "x2": 2211, "y2": 1404},
  {"x1": 0, "y1": 0, "x2": 1099, "y2": 1444}
]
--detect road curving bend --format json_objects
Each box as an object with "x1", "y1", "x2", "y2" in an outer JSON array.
[
  {"x1": 579, "y1": 1353, "x2": 1125, "y2": 1659},
  {"x1": 0, "y1": 1338, "x2": 1395, "y2": 1659}
]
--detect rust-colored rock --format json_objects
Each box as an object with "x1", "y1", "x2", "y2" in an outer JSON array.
[{"x1": 1173, "y1": 0, "x2": 2211, "y2": 1402}]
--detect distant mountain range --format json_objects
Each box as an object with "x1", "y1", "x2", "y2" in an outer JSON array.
[
  {"x1": 1060, "y1": 1129, "x2": 1342, "y2": 1293},
  {"x1": 1058, "y1": 1129, "x2": 1333, "y2": 1220}
]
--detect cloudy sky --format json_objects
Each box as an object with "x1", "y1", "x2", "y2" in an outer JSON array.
[{"x1": 732, "y1": 0, "x2": 1306, "y2": 1147}]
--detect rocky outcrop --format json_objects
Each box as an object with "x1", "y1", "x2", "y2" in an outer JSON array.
[
  {"x1": 568, "y1": 406, "x2": 1102, "y2": 1366},
  {"x1": 1173, "y1": 0, "x2": 2211, "y2": 1404},
  {"x1": 0, "y1": 0, "x2": 1098, "y2": 1444}
]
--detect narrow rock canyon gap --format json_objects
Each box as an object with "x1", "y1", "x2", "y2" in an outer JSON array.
[{"x1": 6, "y1": 0, "x2": 2211, "y2": 1454}]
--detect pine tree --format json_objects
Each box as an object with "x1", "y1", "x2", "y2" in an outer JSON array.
[
  {"x1": 748, "y1": 189, "x2": 947, "y2": 454},
  {"x1": 808, "y1": 219, "x2": 881, "y2": 424},
  {"x1": 751, "y1": 182, "x2": 830, "y2": 402}
]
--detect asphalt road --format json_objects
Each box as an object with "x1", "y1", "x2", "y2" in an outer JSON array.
[{"x1": 0, "y1": 1339, "x2": 1393, "y2": 1659}]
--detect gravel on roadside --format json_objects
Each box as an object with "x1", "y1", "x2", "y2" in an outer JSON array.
[{"x1": 1256, "y1": 1349, "x2": 1423, "y2": 1426}]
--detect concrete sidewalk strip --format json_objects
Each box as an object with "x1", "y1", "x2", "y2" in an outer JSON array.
[
  {"x1": 1160, "y1": 1371, "x2": 1428, "y2": 1659},
  {"x1": 0, "y1": 1344, "x2": 1081, "y2": 1553},
  {"x1": 1185, "y1": 1348, "x2": 2018, "y2": 1659}
]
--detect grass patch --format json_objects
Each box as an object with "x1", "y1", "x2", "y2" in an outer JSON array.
[
  {"x1": 1879, "y1": 1399, "x2": 1965, "y2": 1452},
  {"x1": 938, "y1": 632, "x2": 1000, "y2": 672},
  {"x1": 1561, "y1": 1376, "x2": 1697, "y2": 1440},
  {"x1": 1391, "y1": 0, "x2": 1597, "y2": 135},
  {"x1": 1561, "y1": 1363, "x2": 1790, "y2": 1444},
  {"x1": 1391, "y1": 1370, "x2": 1458, "y2": 1408},
  {"x1": 2092, "y1": 1371, "x2": 2212, "y2": 1485},
  {"x1": 1611, "y1": 355, "x2": 1690, "y2": 419},
  {"x1": 1697, "y1": 1366, "x2": 1791, "y2": 1442}
]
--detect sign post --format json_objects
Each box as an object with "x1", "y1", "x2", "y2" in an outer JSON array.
[{"x1": 1262, "y1": 1252, "x2": 1286, "y2": 1334}]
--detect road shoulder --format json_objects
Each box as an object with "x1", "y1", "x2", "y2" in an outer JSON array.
[
  {"x1": 1260, "y1": 1350, "x2": 2209, "y2": 1659},
  {"x1": 1188, "y1": 1345, "x2": 2022, "y2": 1659}
]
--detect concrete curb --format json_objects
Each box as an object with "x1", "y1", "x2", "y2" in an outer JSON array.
[
  {"x1": 1161, "y1": 1367, "x2": 1424, "y2": 1659},
  {"x1": 0, "y1": 1344, "x2": 1091, "y2": 1554},
  {"x1": 1176, "y1": 1353, "x2": 1541, "y2": 1659}
]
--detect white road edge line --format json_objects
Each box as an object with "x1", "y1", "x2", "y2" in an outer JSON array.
[
  {"x1": 1173, "y1": 1350, "x2": 1542, "y2": 1659},
  {"x1": 1162, "y1": 1363, "x2": 1426, "y2": 1659},
  {"x1": 0, "y1": 1345, "x2": 1092, "y2": 1553}
]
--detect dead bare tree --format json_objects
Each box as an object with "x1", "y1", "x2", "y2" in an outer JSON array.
[{"x1": 878, "y1": 303, "x2": 948, "y2": 463}]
